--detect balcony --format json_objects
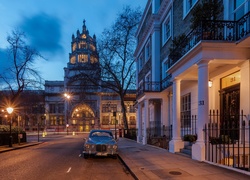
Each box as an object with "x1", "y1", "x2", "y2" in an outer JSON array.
[
  {"x1": 136, "y1": 74, "x2": 172, "y2": 98},
  {"x1": 168, "y1": 11, "x2": 250, "y2": 68}
]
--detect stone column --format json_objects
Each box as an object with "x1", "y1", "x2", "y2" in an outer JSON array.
[
  {"x1": 192, "y1": 60, "x2": 209, "y2": 161},
  {"x1": 136, "y1": 103, "x2": 142, "y2": 143},
  {"x1": 152, "y1": 23, "x2": 161, "y2": 82},
  {"x1": 143, "y1": 99, "x2": 149, "y2": 145},
  {"x1": 169, "y1": 78, "x2": 184, "y2": 153}
]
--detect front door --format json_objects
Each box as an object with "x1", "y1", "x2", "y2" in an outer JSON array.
[{"x1": 220, "y1": 84, "x2": 240, "y2": 140}]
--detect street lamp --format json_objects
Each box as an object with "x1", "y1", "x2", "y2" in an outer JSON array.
[
  {"x1": 6, "y1": 107, "x2": 14, "y2": 147},
  {"x1": 64, "y1": 93, "x2": 70, "y2": 135},
  {"x1": 113, "y1": 111, "x2": 117, "y2": 140}
]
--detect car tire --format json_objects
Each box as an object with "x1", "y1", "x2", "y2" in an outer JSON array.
[{"x1": 83, "y1": 154, "x2": 89, "y2": 159}]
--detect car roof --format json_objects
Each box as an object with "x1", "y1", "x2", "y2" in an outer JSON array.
[{"x1": 89, "y1": 129, "x2": 112, "y2": 134}]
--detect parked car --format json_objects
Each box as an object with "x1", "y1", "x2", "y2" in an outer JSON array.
[{"x1": 82, "y1": 129, "x2": 118, "y2": 159}]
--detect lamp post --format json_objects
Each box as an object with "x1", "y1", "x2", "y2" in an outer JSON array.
[
  {"x1": 6, "y1": 107, "x2": 14, "y2": 147},
  {"x1": 64, "y1": 93, "x2": 70, "y2": 135},
  {"x1": 113, "y1": 111, "x2": 117, "y2": 140}
]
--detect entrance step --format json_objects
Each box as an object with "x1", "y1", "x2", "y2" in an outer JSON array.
[{"x1": 178, "y1": 142, "x2": 193, "y2": 157}]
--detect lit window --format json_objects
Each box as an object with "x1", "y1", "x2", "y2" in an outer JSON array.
[
  {"x1": 181, "y1": 93, "x2": 191, "y2": 128},
  {"x1": 72, "y1": 43, "x2": 77, "y2": 51},
  {"x1": 129, "y1": 116, "x2": 136, "y2": 125},
  {"x1": 70, "y1": 56, "x2": 76, "y2": 64},
  {"x1": 78, "y1": 54, "x2": 88, "y2": 63},
  {"x1": 102, "y1": 116, "x2": 109, "y2": 125}
]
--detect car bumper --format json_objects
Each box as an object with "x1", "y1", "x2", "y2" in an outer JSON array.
[{"x1": 82, "y1": 150, "x2": 118, "y2": 156}]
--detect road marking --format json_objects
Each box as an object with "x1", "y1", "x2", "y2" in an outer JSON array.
[{"x1": 67, "y1": 167, "x2": 71, "y2": 173}]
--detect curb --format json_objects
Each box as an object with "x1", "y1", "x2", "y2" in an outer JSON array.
[
  {"x1": 0, "y1": 142, "x2": 44, "y2": 153},
  {"x1": 118, "y1": 154, "x2": 138, "y2": 180}
]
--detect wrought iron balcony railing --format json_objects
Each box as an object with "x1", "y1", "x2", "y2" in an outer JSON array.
[
  {"x1": 168, "y1": 11, "x2": 250, "y2": 68},
  {"x1": 137, "y1": 81, "x2": 161, "y2": 97},
  {"x1": 136, "y1": 74, "x2": 172, "y2": 97}
]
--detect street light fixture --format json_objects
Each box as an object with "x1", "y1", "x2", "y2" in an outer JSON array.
[
  {"x1": 64, "y1": 93, "x2": 70, "y2": 135},
  {"x1": 6, "y1": 107, "x2": 14, "y2": 147}
]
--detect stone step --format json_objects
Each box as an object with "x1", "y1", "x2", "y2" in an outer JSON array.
[
  {"x1": 180, "y1": 148, "x2": 192, "y2": 156},
  {"x1": 184, "y1": 145, "x2": 192, "y2": 150}
]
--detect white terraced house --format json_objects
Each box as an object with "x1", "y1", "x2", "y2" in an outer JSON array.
[{"x1": 135, "y1": 0, "x2": 250, "y2": 173}]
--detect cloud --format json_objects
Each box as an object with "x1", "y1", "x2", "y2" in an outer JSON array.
[
  {"x1": 0, "y1": 48, "x2": 10, "y2": 72},
  {"x1": 19, "y1": 12, "x2": 63, "y2": 57},
  {"x1": 0, "y1": 48, "x2": 12, "y2": 83}
]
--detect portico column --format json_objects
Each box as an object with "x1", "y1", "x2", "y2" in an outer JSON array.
[
  {"x1": 192, "y1": 60, "x2": 209, "y2": 161},
  {"x1": 143, "y1": 99, "x2": 149, "y2": 145},
  {"x1": 137, "y1": 103, "x2": 142, "y2": 143},
  {"x1": 169, "y1": 78, "x2": 184, "y2": 153}
]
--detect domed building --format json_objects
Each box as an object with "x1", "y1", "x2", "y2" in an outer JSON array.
[{"x1": 44, "y1": 20, "x2": 136, "y2": 133}]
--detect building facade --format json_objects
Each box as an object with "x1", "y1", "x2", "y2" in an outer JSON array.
[
  {"x1": 135, "y1": 0, "x2": 250, "y2": 170},
  {"x1": 44, "y1": 20, "x2": 136, "y2": 134}
]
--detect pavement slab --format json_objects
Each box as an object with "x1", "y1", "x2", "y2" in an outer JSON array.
[{"x1": 117, "y1": 138, "x2": 250, "y2": 180}]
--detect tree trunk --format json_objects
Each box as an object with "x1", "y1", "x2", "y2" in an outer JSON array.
[{"x1": 120, "y1": 96, "x2": 128, "y2": 129}]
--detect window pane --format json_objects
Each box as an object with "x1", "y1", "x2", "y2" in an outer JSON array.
[{"x1": 235, "y1": 0, "x2": 245, "y2": 8}]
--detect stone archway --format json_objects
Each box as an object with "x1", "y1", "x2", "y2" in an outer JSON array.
[{"x1": 70, "y1": 103, "x2": 97, "y2": 132}]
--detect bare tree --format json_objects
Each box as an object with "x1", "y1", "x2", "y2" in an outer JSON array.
[
  {"x1": 97, "y1": 6, "x2": 142, "y2": 129},
  {"x1": 67, "y1": 6, "x2": 141, "y2": 129},
  {"x1": 0, "y1": 30, "x2": 43, "y2": 106}
]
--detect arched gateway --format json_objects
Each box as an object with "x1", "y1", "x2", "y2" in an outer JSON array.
[{"x1": 70, "y1": 103, "x2": 97, "y2": 132}]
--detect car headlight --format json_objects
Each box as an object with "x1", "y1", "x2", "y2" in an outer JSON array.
[
  {"x1": 85, "y1": 144, "x2": 96, "y2": 150},
  {"x1": 108, "y1": 145, "x2": 117, "y2": 149}
]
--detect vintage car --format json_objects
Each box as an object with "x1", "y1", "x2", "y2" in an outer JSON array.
[{"x1": 82, "y1": 129, "x2": 118, "y2": 159}]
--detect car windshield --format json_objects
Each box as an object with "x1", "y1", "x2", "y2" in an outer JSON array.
[{"x1": 90, "y1": 132, "x2": 112, "y2": 138}]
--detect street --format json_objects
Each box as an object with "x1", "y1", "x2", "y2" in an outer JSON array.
[{"x1": 0, "y1": 134, "x2": 134, "y2": 180}]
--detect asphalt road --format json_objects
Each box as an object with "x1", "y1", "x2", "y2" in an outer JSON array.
[{"x1": 0, "y1": 134, "x2": 134, "y2": 180}]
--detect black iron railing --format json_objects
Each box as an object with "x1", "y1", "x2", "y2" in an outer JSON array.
[
  {"x1": 161, "y1": 74, "x2": 173, "y2": 91},
  {"x1": 136, "y1": 81, "x2": 161, "y2": 97},
  {"x1": 123, "y1": 128, "x2": 137, "y2": 140},
  {"x1": 136, "y1": 74, "x2": 172, "y2": 97},
  {"x1": 168, "y1": 11, "x2": 250, "y2": 68},
  {"x1": 204, "y1": 110, "x2": 250, "y2": 172},
  {"x1": 147, "y1": 125, "x2": 172, "y2": 149},
  {"x1": 181, "y1": 113, "x2": 197, "y2": 139},
  {"x1": 236, "y1": 11, "x2": 250, "y2": 40}
]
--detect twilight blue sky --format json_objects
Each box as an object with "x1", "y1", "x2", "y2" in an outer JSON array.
[{"x1": 0, "y1": 0, "x2": 146, "y2": 81}]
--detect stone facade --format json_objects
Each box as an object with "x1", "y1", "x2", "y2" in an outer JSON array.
[
  {"x1": 135, "y1": 0, "x2": 250, "y2": 165},
  {"x1": 44, "y1": 20, "x2": 136, "y2": 133}
]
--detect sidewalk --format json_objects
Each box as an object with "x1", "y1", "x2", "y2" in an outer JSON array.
[
  {"x1": 117, "y1": 138, "x2": 250, "y2": 180},
  {"x1": 0, "y1": 142, "x2": 43, "y2": 153}
]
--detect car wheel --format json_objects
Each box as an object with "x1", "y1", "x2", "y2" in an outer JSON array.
[{"x1": 83, "y1": 154, "x2": 89, "y2": 159}]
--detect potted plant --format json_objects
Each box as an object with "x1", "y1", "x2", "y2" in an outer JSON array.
[
  {"x1": 168, "y1": 33, "x2": 187, "y2": 64},
  {"x1": 184, "y1": 134, "x2": 197, "y2": 143},
  {"x1": 190, "y1": 0, "x2": 224, "y2": 39}
]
